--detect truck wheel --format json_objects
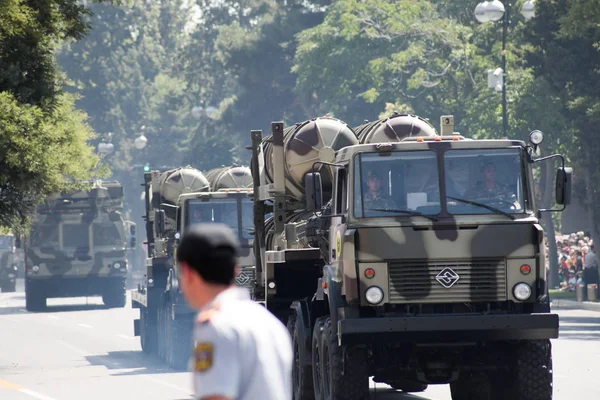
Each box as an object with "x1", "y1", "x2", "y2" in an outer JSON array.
[
  {"x1": 450, "y1": 372, "x2": 493, "y2": 400},
  {"x1": 287, "y1": 313, "x2": 314, "y2": 400},
  {"x1": 514, "y1": 340, "x2": 552, "y2": 400},
  {"x1": 311, "y1": 317, "x2": 327, "y2": 400},
  {"x1": 140, "y1": 307, "x2": 158, "y2": 354},
  {"x1": 320, "y1": 318, "x2": 369, "y2": 400},
  {"x1": 169, "y1": 318, "x2": 192, "y2": 371},
  {"x1": 25, "y1": 281, "x2": 46, "y2": 312},
  {"x1": 157, "y1": 296, "x2": 166, "y2": 361},
  {"x1": 102, "y1": 279, "x2": 126, "y2": 308}
]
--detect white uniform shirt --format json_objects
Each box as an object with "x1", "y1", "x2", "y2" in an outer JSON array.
[{"x1": 192, "y1": 287, "x2": 292, "y2": 400}]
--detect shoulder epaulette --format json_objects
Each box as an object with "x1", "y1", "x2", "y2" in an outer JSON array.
[{"x1": 195, "y1": 303, "x2": 221, "y2": 324}]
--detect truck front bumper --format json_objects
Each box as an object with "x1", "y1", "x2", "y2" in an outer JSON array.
[{"x1": 338, "y1": 313, "x2": 558, "y2": 345}]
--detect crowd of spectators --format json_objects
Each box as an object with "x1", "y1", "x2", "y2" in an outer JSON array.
[{"x1": 546, "y1": 232, "x2": 599, "y2": 295}]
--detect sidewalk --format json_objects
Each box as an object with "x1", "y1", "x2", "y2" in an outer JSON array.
[{"x1": 551, "y1": 298, "x2": 600, "y2": 312}]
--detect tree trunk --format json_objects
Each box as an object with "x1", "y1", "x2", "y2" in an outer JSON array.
[{"x1": 541, "y1": 154, "x2": 559, "y2": 289}]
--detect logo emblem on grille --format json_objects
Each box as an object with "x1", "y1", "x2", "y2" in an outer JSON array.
[
  {"x1": 235, "y1": 272, "x2": 251, "y2": 286},
  {"x1": 435, "y1": 267, "x2": 460, "y2": 288}
]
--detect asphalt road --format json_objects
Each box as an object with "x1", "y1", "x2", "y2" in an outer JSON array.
[{"x1": 0, "y1": 281, "x2": 598, "y2": 400}]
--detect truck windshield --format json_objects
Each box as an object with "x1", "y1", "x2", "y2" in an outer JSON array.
[
  {"x1": 62, "y1": 224, "x2": 90, "y2": 248},
  {"x1": 444, "y1": 149, "x2": 527, "y2": 215},
  {"x1": 187, "y1": 198, "x2": 253, "y2": 239},
  {"x1": 354, "y1": 151, "x2": 441, "y2": 218},
  {"x1": 93, "y1": 223, "x2": 122, "y2": 246},
  {"x1": 31, "y1": 225, "x2": 59, "y2": 247}
]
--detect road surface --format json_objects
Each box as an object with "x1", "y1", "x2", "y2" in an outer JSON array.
[{"x1": 0, "y1": 281, "x2": 598, "y2": 400}]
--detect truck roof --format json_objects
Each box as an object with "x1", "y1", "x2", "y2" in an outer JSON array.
[{"x1": 335, "y1": 137, "x2": 527, "y2": 161}]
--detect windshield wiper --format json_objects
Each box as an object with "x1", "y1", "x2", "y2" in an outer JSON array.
[
  {"x1": 369, "y1": 208, "x2": 439, "y2": 221},
  {"x1": 446, "y1": 196, "x2": 515, "y2": 220}
]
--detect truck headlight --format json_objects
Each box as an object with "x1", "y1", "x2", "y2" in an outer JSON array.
[
  {"x1": 32, "y1": 265, "x2": 39, "y2": 272},
  {"x1": 513, "y1": 283, "x2": 532, "y2": 301},
  {"x1": 113, "y1": 262, "x2": 121, "y2": 269},
  {"x1": 365, "y1": 286, "x2": 384, "y2": 305}
]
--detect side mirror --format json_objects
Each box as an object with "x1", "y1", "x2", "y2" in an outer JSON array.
[
  {"x1": 130, "y1": 237, "x2": 136, "y2": 248},
  {"x1": 15, "y1": 237, "x2": 22, "y2": 249},
  {"x1": 305, "y1": 172, "x2": 323, "y2": 212},
  {"x1": 154, "y1": 209, "x2": 166, "y2": 235},
  {"x1": 555, "y1": 167, "x2": 573, "y2": 205},
  {"x1": 130, "y1": 223, "x2": 136, "y2": 237}
]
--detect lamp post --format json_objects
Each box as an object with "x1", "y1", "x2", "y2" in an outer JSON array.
[{"x1": 474, "y1": 0, "x2": 536, "y2": 138}]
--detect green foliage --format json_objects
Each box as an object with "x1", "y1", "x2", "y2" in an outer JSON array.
[
  {"x1": 0, "y1": 0, "x2": 100, "y2": 231},
  {"x1": 0, "y1": 92, "x2": 99, "y2": 230}
]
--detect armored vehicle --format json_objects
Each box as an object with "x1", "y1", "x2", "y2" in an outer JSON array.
[
  {"x1": 0, "y1": 233, "x2": 18, "y2": 292},
  {"x1": 250, "y1": 114, "x2": 571, "y2": 400},
  {"x1": 131, "y1": 165, "x2": 255, "y2": 369},
  {"x1": 24, "y1": 180, "x2": 134, "y2": 311}
]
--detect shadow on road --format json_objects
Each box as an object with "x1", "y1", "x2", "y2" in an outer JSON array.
[
  {"x1": 368, "y1": 387, "x2": 440, "y2": 399},
  {"x1": 0, "y1": 303, "x2": 110, "y2": 315},
  {"x1": 85, "y1": 350, "x2": 178, "y2": 375}
]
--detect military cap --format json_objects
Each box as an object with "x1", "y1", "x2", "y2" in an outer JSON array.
[{"x1": 177, "y1": 223, "x2": 239, "y2": 284}]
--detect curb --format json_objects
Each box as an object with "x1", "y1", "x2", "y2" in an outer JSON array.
[{"x1": 550, "y1": 298, "x2": 600, "y2": 312}]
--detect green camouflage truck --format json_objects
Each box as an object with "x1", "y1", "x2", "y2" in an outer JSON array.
[
  {"x1": 249, "y1": 114, "x2": 571, "y2": 400},
  {"x1": 24, "y1": 180, "x2": 135, "y2": 311},
  {"x1": 0, "y1": 233, "x2": 18, "y2": 292},
  {"x1": 131, "y1": 165, "x2": 255, "y2": 370}
]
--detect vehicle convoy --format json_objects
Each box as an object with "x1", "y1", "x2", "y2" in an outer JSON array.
[
  {"x1": 249, "y1": 114, "x2": 571, "y2": 400},
  {"x1": 24, "y1": 180, "x2": 135, "y2": 311},
  {"x1": 0, "y1": 233, "x2": 19, "y2": 292},
  {"x1": 131, "y1": 165, "x2": 255, "y2": 369}
]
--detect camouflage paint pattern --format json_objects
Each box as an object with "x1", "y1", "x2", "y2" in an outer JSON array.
[{"x1": 25, "y1": 183, "x2": 128, "y2": 282}]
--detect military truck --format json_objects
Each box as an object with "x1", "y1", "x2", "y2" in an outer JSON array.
[
  {"x1": 24, "y1": 180, "x2": 134, "y2": 311},
  {"x1": 131, "y1": 165, "x2": 254, "y2": 370},
  {"x1": 249, "y1": 114, "x2": 571, "y2": 400},
  {"x1": 0, "y1": 233, "x2": 18, "y2": 292}
]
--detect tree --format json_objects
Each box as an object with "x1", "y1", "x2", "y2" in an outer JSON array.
[
  {"x1": 0, "y1": 0, "x2": 100, "y2": 231},
  {"x1": 524, "y1": 0, "x2": 600, "y2": 239}
]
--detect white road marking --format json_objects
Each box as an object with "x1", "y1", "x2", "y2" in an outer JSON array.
[
  {"x1": 77, "y1": 323, "x2": 92, "y2": 329},
  {"x1": 0, "y1": 304, "x2": 6, "y2": 308},
  {"x1": 47, "y1": 315, "x2": 59, "y2": 320},
  {"x1": 19, "y1": 388, "x2": 58, "y2": 400},
  {"x1": 117, "y1": 334, "x2": 134, "y2": 340}
]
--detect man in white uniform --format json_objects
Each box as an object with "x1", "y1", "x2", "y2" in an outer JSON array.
[{"x1": 176, "y1": 223, "x2": 292, "y2": 400}]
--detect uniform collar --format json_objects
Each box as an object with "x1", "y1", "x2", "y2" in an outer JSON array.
[{"x1": 202, "y1": 286, "x2": 250, "y2": 311}]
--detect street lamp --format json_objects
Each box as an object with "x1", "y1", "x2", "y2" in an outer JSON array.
[
  {"x1": 474, "y1": 0, "x2": 536, "y2": 138},
  {"x1": 97, "y1": 141, "x2": 114, "y2": 155},
  {"x1": 134, "y1": 135, "x2": 148, "y2": 150}
]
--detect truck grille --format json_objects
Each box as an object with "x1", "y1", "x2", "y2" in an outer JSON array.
[{"x1": 388, "y1": 259, "x2": 507, "y2": 304}]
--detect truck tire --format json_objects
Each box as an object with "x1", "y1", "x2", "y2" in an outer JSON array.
[
  {"x1": 311, "y1": 317, "x2": 327, "y2": 400},
  {"x1": 320, "y1": 318, "x2": 369, "y2": 400},
  {"x1": 450, "y1": 372, "x2": 493, "y2": 400},
  {"x1": 102, "y1": 279, "x2": 127, "y2": 308},
  {"x1": 287, "y1": 313, "x2": 314, "y2": 400},
  {"x1": 157, "y1": 296, "x2": 167, "y2": 361},
  {"x1": 167, "y1": 315, "x2": 191, "y2": 371},
  {"x1": 25, "y1": 281, "x2": 46, "y2": 312},
  {"x1": 140, "y1": 307, "x2": 158, "y2": 354},
  {"x1": 514, "y1": 340, "x2": 552, "y2": 400}
]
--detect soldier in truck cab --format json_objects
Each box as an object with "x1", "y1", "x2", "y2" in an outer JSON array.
[
  {"x1": 363, "y1": 169, "x2": 394, "y2": 211},
  {"x1": 465, "y1": 161, "x2": 518, "y2": 206}
]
